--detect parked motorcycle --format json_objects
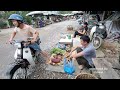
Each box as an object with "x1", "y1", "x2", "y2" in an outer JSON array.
[{"x1": 89, "y1": 22, "x2": 107, "y2": 49}]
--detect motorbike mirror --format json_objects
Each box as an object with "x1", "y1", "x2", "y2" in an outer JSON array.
[{"x1": 96, "y1": 24, "x2": 99, "y2": 27}]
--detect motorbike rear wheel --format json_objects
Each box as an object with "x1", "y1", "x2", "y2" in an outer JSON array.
[{"x1": 92, "y1": 36, "x2": 103, "y2": 50}]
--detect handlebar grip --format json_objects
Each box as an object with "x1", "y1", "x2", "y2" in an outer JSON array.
[
  {"x1": 28, "y1": 41, "x2": 31, "y2": 44},
  {"x1": 9, "y1": 40, "x2": 16, "y2": 45},
  {"x1": 10, "y1": 42, "x2": 12, "y2": 44},
  {"x1": 96, "y1": 24, "x2": 99, "y2": 26}
]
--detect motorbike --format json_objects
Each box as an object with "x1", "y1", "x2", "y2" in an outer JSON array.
[
  {"x1": 89, "y1": 21, "x2": 107, "y2": 49},
  {"x1": 6, "y1": 37, "x2": 41, "y2": 79}
]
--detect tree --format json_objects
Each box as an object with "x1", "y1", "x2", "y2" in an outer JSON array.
[{"x1": 0, "y1": 11, "x2": 32, "y2": 28}]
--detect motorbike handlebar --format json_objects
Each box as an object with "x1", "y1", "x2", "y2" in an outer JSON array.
[
  {"x1": 10, "y1": 40, "x2": 31, "y2": 45},
  {"x1": 9, "y1": 40, "x2": 16, "y2": 45}
]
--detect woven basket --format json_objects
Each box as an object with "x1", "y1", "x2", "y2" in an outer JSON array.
[
  {"x1": 67, "y1": 25, "x2": 73, "y2": 30},
  {"x1": 75, "y1": 73, "x2": 98, "y2": 79}
]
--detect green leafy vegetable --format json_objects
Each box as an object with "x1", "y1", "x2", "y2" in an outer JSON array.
[{"x1": 50, "y1": 48, "x2": 66, "y2": 55}]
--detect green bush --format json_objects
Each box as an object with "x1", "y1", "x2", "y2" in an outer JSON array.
[
  {"x1": 0, "y1": 20, "x2": 7, "y2": 29},
  {"x1": 24, "y1": 16, "x2": 32, "y2": 25},
  {"x1": 1, "y1": 11, "x2": 32, "y2": 26},
  {"x1": 0, "y1": 14, "x2": 2, "y2": 18},
  {"x1": 8, "y1": 20, "x2": 13, "y2": 27}
]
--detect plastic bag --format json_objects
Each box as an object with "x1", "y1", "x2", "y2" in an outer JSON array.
[{"x1": 63, "y1": 58, "x2": 75, "y2": 75}]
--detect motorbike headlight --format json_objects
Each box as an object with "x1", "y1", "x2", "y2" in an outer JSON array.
[
  {"x1": 17, "y1": 43, "x2": 21, "y2": 48},
  {"x1": 15, "y1": 43, "x2": 21, "y2": 48},
  {"x1": 99, "y1": 25, "x2": 105, "y2": 29}
]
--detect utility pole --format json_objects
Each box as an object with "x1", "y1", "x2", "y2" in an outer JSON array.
[{"x1": 102, "y1": 11, "x2": 106, "y2": 21}]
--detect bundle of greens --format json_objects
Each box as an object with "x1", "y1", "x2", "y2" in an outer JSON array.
[{"x1": 50, "y1": 48, "x2": 66, "y2": 55}]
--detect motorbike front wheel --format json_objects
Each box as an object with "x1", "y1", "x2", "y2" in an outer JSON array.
[
  {"x1": 92, "y1": 36, "x2": 103, "y2": 50},
  {"x1": 9, "y1": 64, "x2": 28, "y2": 79}
]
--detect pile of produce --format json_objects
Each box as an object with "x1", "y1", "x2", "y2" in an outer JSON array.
[
  {"x1": 49, "y1": 48, "x2": 66, "y2": 64},
  {"x1": 50, "y1": 48, "x2": 66, "y2": 55},
  {"x1": 50, "y1": 53, "x2": 63, "y2": 63},
  {"x1": 65, "y1": 45, "x2": 71, "y2": 52}
]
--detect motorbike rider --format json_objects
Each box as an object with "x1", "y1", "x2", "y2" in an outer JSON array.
[
  {"x1": 96, "y1": 14, "x2": 101, "y2": 22},
  {"x1": 8, "y1": 14, "x2": 48, "y2": 59}
]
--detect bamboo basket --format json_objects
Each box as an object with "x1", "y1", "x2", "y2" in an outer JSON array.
[
  {"x1": 67, "y1": 25, "x2": 73, "y2": 30},
  {"x1": 75, "y1": 73, "x2": 98, "y2": 79}
]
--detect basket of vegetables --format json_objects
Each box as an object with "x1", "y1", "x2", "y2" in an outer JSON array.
[
  {"x1": 50, "y1": 53, "x2": 63, "y2": 63},
  {"x1": 49, "y1": 48, "x2": 66, "y2": 64}
]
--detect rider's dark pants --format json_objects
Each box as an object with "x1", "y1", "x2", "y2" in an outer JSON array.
[{"x1": 73, "y1": 31, "x2": 84, "y2": 38}]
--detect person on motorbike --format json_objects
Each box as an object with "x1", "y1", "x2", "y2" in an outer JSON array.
[
  {"x1": 73, "y1": 22, "x2": 88, "y2": 38},
  {"x1": 96, "y1": 14, "x2": 101, "y2": 22},
  {"x1": 8, "y1": 14, "x2": 48, "y2": 60}
]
